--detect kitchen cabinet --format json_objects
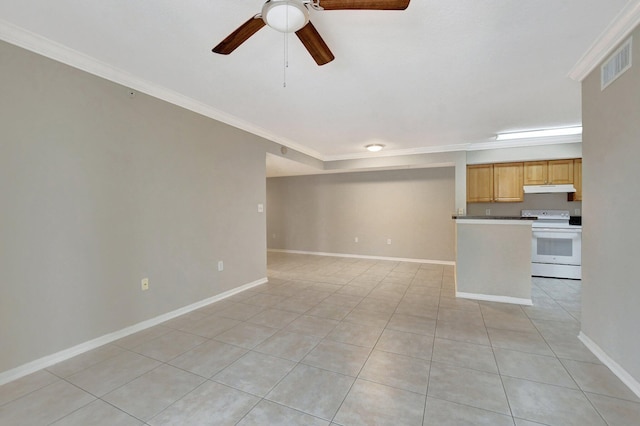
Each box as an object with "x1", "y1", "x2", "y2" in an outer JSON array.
[
  {"x1": 467, "y1": 162, "x2": 524, "y2": 203},
  {"x1": 548, "y1": 159, "x2": 575, "y2": 184},
  {"x1": 524, "y1": 159, "x2": 574, "y2": 185},
  {"x1": 494, "y1": 162, "x2": 524, "y2": 202},
  {"x1": 467, "y1": 164, "x2": 493, "y2": 203},
  {"x1": 523, "y1": 161, "x2": 547, "y2": 185},
  {"x1": 569, "y1": 158, "x2": 582, "y2": 201}
]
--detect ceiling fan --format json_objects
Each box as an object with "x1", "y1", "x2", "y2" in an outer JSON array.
[{"x1": 212, "y1": 0, "x2": 410, "y2": 66}]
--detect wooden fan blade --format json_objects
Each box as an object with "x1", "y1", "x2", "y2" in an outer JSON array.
[
  {"x1": 317, "y1": 0, "x2": 410, "y2": 10},
  {"x1": 295, "y1": 21, "x2": 335, "y2": 66},
  {"x1": 212, "y1": 16, "x2": 265, "y2": 55}
]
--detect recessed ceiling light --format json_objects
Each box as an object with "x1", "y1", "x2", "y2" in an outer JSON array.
[
  {"x1": 496, "y1": 126, "x2": 582, "y2": 141},
  {"x1": 365, "y1": 144, "x2": 384, "y2": 152}
]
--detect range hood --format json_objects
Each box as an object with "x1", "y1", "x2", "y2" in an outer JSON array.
[{"x1": 524, "y1": 184, "x2": 576, "y2": 194}]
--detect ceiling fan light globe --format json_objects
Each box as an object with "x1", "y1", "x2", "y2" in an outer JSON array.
[{"x1": 262, "y1": 0, "x2": 309, "y2": 33}]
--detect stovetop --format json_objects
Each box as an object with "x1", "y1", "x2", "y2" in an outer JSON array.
[
  {"x1": 522, "y1": 210, "x2": 581, "y2": 229},
  {"x1": 521, "y1": 209, "x2": 570, "y2": 220}
]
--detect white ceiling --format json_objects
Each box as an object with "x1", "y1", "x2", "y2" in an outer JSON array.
[{"x1": 0, "y1": 0, "x2": 635, "y2": 165}]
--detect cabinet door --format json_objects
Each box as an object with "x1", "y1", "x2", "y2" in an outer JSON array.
[
  {"x1": 467, "y1": 164, "x2": 494, "y2": 203},
  {"x1": 494, "y1": 162, "x2": 524, "y2": 202},
  {"x1": 524, "y1": 161, "x2": 548, "y2": 185},
  {"x1": 569, "y1": 159, "x2": 582, "y2": 201},
  {"x1": 548, "y1": 159, "x2": 574, "y2": 184}
]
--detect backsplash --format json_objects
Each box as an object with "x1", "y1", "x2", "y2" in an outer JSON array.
[{"x1": 466, "y1": 193, "x2": 582, "y2": 216}]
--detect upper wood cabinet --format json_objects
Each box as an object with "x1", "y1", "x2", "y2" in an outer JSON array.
[
  {"x1": 467, "y1": 159, "x2": 582, "y2": 203},
  {"x1": 493, "y1": 162, "x2": 524, "y2": 202},
  {"x1": 569, "y1": 158, "x2": 582, "y2": 201},
  {"x1": 548, "y1": 159, "x2": 575, "y2": 184},
  {"x1": 524, "y1": 159, "x2": 574, "y2": 185},
  {"x1": 467, "y1": 164, "x2": 493, "y2": 203},
  {"x1": 523, "y1": 161, "x2": 548, "y2": 185},
  {"x1": 467, "y1": 162, "x2": 523, "y2": 203}
]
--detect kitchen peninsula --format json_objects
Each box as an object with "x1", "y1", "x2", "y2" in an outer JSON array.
[{"x1": 452, "y1": 215, "x2": 535, "y2": 305}]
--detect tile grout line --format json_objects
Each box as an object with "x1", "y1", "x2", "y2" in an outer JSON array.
[
  {"x1": 234, "y1": 259, "x2": 389, "y2": 424},
  {"x1": 527, "y1": 282, "x2": 612, "y2": 426},
  {"x1": 327, "y1": 264, "x2": 398, "y2": 424},
  {"x1": 328, "y1": 263, "x2": 423, "y2": 424},
  {"x1": 422, "y1": 264, "x2": 445, "y2": 425},
  {"x1": 480, "y1": 300, "x2": 516, "y2": 423}
]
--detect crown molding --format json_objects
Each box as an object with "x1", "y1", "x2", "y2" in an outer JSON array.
[
  {"x1": 0, "y1": 19, "x2": 324, "y2": 161},
  {"x1": 322, "y1": 142, "x2": 470, "y2": 162},
  {"x1": 466, "y1": 134, "x2": 582, "y2": 151},
  {"x1": 323, "y1": 134, "x2": 582, "y2": 161},
  {"x1": 569, "y1": 0, "x2": 640, "y2": 82}
]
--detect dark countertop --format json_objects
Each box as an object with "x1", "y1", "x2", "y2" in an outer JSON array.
[{"x1": 452, "y1": 215, "x2": 537, "y2": 220}]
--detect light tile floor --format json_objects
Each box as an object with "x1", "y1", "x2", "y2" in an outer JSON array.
[{"x1": 2, "y1": 252, "x2": 640, "y2": 425}]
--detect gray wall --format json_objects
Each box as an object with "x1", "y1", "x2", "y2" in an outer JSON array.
[
  {"x1": 267, "y1": 167, "x2": 456, "y2": 262},
  {"x1": 325, "y1": 151, "x2": 467, "y2": 213},
  {"x1": 0, "y1": 41, "x2": 269, "y2": 374},
  {"x1": 581, "y1": 27, "x2": 640, "y2": 384}
]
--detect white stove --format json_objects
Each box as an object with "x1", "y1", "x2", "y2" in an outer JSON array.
[{"x1": 521, "y1": 210, "x2": 582, "y2": 279}]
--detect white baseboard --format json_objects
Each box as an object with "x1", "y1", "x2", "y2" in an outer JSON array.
[
  {"x1": 0, "y1": 277, "x2": 268, "y2": 386},
  {"x1": 578, "y1": 331, "x2": 640, "y2": 399},
  {"x1": 456, "y1": 291, "x2": 533, "y2": 306},
  {"x1": 267, "y1": 249, "x2": 455, "y2": 266}
]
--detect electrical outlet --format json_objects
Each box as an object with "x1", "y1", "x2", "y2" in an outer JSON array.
[
  {"x1": 354, "y1": 237, "x2": 358, "y2": 243},
  {"x1": 574, "y1": 208, "x2": 581, "y2": 215},
  {"x1": 387, "y1": 239, "x2": 392, "y2": 245},
  {"x1": 485, "y1": 209, "x2": 491, "y2": 215},
  {"x1": 141, "y1": 278, "x2": 149, "y2": 291},
  {"x1": 218, "y1": 261, "x2": 224, "y2": 272},
  {"x1": 258, "y1": 204, "x2": 264, "y2": 213}
]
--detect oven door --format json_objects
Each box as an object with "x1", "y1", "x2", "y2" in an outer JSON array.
[{"x1": 531, "y1": 228, "x2": 582, "y2": 266}]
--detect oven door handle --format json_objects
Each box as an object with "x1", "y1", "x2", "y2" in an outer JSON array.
[
  {"x1": 532, "y1": 229, "x2": 582, "y2": 239},
  {"x1": 533, "y1": 228, "x2": 582, "y2": 234}
]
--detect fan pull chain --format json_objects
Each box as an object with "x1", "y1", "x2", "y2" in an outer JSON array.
[
  {"x1": 283, "y1": 3, "x2": 290, "y2": 88},
  {"x1": 283, "y1": 31, "x2": 288, "y2": 87}
]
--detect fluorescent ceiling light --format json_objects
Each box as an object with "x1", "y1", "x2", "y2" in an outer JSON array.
[
  {"x1": 496, "y1": 126, "x2": 582, "y2": 141},
  {"x1": 262, "y1": 0, "x2": 309, "y2": 33},
  {"x1": 365, "y1": 144, "x2": 384, "y2": 152}
]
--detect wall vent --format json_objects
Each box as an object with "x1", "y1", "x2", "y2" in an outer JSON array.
[{"x1": 601, "y1": 37, "x2": 632, "y2": 90}]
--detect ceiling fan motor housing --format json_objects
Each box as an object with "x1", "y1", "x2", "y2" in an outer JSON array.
[{"x1": 262, "y1": 0, "x2": 310, "y2": 33}]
